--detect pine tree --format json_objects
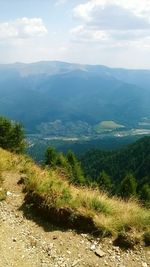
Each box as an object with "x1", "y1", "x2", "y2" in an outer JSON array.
[
  {"x1": 45, "y1": 146, "x2": 58, "y2": 167},
  {"x1": 120, "y1": 173, "x2": 137, "y2": 199},
  {"x1": 98, "y1": 170, "x2": 112, "y2": 192},
  {"x1": 66, "y1": 150, "x2": 85, "y2": 184}
]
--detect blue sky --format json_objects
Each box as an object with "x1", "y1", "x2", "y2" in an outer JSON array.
[{"x1": 0, "y1": 0, "x2": 150, "y2": 68}]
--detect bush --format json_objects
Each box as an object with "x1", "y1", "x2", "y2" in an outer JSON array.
[{"x1": 0, "y1": 116, "x2": 25, "y2": 153}]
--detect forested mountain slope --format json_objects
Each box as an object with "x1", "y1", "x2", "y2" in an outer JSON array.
[{"x1": 81, "y1": 136, "x2": 150, "y2": 182}]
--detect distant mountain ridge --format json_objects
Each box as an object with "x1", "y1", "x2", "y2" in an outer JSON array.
[{"x1": 0, "y1": 61, "x2": 150, "y2": 133}]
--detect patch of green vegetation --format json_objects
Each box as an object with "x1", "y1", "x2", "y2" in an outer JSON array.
[
  {"x1": 80, "y1": 195, "x2": 113, "y2": 215},
  {"x1": 45, "y1": 146, "x2": 86, "y2": 185},
  {"x1": 94, "y1": 121, "x2": 125, "y2": 132}
]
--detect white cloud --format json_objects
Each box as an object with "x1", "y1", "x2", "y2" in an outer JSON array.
[
  {"x1": 72, "y1": 0, "x2": 150, "y2": 45},
  {"x1": 71, "y1": 25, "x2": 110, "y2": 42},
  {"x1": 74, "y1": 0, "x2": 150, "y2": 21},
  {"x1": 89, "y1": 5, "x2": 149, "y2": 30},
  {"x1": 0, "y1": 17, "x2": 48, "y2": 41}
]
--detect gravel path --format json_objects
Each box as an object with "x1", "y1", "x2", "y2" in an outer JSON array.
[{"x1": 0, "y1": 172, "x2": 149, "y2": 267}]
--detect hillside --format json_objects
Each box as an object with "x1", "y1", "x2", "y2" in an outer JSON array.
[
  {"x1": 0, "y1": 148, "x2": 150, "y2": 266},
  {"x1": 81, "y1": 136, "x2": 150, "y2": 183},
  {"x1": 0, "y1": 61, "x2": 150, "y2": 133},
  {"x1": 81, "y1": 137, "x2": 150, "y2": 205}
]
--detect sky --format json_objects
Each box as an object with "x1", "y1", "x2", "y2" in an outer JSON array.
[{"x1": 0, "y1": 0, "x2": 150, "y2": 68}]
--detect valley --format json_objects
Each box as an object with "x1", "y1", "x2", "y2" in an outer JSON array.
[{"x1": 26, "y1": 120, "x2": 150, "y2": 161}]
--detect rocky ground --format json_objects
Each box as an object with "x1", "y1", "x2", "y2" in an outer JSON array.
[{"x1": 0, "y1": 172, "x2": 149, "y2": 267}]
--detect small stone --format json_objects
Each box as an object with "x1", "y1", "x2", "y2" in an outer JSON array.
[
  {"x1": 72, "y1": 259, "x2": 80, "y2": 266},
  {"x1": 95, "y1": 248, "x2": 106, "y2": 257},
  {"x1": 90, "y1": 244, "x2": 96, "y2": 251},
  {"x1": 104, "y1": 260, "x2": 108, "y2": 266},
  {"x1": 113, "y1": 246, "x2": 120, "y2": 252},
  {"x1": 7, "y1": 191, "x2": 13, "y2": 196},
  {"x1": 142, "y1": 262, "x2": 148, "y2": 267},
  {"x1": 12, "y1": 237, "x2": 17, "y2": 242},
  {"x1": 29, "y1": 236, "x2": 37, "y2": 247}
]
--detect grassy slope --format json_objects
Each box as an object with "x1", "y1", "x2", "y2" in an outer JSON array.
[{"x1": 0, "y1": 148, "x2": 149, "y2": 240}]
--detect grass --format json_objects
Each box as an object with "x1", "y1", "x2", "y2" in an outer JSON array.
[{"x1": 0, "y1": 147, "x2": 150, "y2": 240}]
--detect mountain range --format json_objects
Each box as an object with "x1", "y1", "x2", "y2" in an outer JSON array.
[{"x1": 0, "y1": 61, "x2": 150, "y2": 133}]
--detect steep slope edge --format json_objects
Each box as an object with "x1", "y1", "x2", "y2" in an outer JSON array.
[{"x1": 0, "y1": 148, "x2": 149, "y2": 244}]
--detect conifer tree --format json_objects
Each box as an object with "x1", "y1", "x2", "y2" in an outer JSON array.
[
  {"x1": 120, "y1": 173, "x2": 137, "y2": 199},
  {"x1": 45, "y1": 146, "x2": 58, "y2": 167},
  {"x1": 98, "y1": 170, "x2": 112, "y2": 192},
  {"x1": 0, "y1": 116, "x2": 25, "y2": 153},
  {"x1": 66, "y1": 150, "x2": 85, "y2": 184}
]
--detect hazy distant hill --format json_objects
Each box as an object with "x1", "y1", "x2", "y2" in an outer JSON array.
[{"x1": 0, "y1": 61, "x2": 150, "y2": 132}]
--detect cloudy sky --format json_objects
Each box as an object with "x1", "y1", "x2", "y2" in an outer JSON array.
[{"x1": 0, "y1": 0, "x2": 150, "y2": 68}]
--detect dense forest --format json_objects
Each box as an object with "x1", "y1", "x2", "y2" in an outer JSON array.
[{"x1": 81, "y1": 137, "x2": 150, "y2": 204}]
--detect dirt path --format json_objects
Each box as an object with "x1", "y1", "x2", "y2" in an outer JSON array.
[{"x1": 0, "y1": 172, "x2": 149, "y2": 267}]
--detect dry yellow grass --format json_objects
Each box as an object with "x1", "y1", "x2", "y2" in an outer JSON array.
[{"x1": 0, "y1": 148, "x2": 150, "y2": 238}]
